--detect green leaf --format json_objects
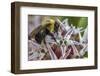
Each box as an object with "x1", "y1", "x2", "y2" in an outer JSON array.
[{"x1": 84, "y1": 51, "x2": 88, "y2": 58}]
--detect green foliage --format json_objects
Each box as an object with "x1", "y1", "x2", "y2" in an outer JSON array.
[
  {"x1": 83, "y1": 51, "x2": 88, "y2": 58},
  {"x1": 58, "y1": 16, "x2": 88, "y2": 29}
]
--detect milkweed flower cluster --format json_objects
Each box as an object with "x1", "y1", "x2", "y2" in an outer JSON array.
[{"x1": 28, "y1": 18, "x2": 88, "y2": 61}]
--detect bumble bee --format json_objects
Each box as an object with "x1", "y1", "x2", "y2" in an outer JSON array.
[{"x1": 29, "y1": 19, "x2": 59, "y2": 44}]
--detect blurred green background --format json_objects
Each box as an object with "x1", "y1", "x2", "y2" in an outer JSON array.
[{"x1": 50, "y1": 16, "x2": 88, "y2": 29}]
